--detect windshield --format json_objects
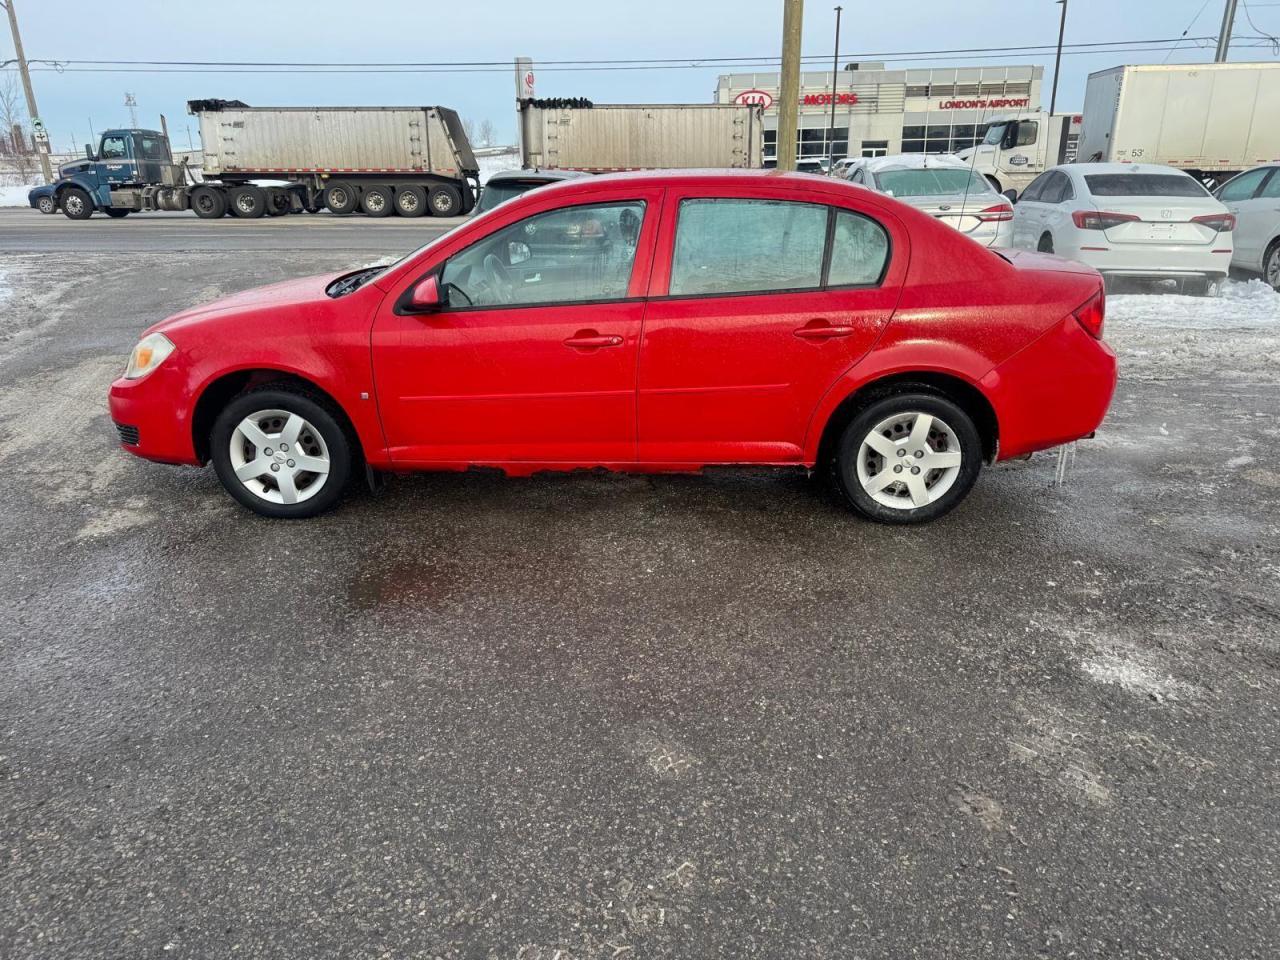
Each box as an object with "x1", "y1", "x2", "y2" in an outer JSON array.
[
  {"x1": 477, "y1": 178, "x2": 552, "y2": 213},
  {"x1": 874, "y1": 168, "x2": 991, "y2": 198},
  {"x1": 1083, "y1": 174, "x2": 1208, "y2": 198},
  {"x1": 982, "y1": 123, "x2": 1009, "y2": 146}
]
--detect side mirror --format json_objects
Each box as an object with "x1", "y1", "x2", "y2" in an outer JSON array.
[
  {"x1": 1002, "y1": 188, "x2": 1019, "y2": 203},
  {"x1": 84, "y1": 143, "x2": 95, "y2": 160},
  {"x1": 406, "y1": 275, "x2": 442, "y2": 313},
  {"x1": 508, "y1": 240, "x2": 531, "y2": 265}
]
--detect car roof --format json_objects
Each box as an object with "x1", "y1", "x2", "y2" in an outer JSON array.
[
  {"x1": 521, "y1": 168, "x2": 853, "y2": 194},
  {"x1": 486, "y1": 168, "x2": 591, "y2": 184}
]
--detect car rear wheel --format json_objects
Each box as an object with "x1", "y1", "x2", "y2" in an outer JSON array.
[
  {"x1": 61, "y1": 187, "x2": 93, "y2": 219},
  {"x1": 1037, "y1": 233, "x2": 1054, "y2": 254},
  {"x1": 832, "y1": 392, "x2": 982, "y2": 524},
  {"x1": 210, "y1": 386, "x2": 352, "y2": 518},
  {"x1": 1265, "y1": 240, "x2": 1280, "y2": 292}
]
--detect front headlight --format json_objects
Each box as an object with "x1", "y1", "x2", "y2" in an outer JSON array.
[{"x1": 124, "y1": 333, "x2": 176, "y2": 380}]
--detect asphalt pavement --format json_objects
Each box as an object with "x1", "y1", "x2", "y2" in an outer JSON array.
[{"x1": 1, "y1": 214, "x2": 1277, "y2": 959}]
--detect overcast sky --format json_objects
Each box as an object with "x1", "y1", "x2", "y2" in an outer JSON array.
[{"x1": 6, "y1": 0, "x2": 1278, "y2": 151}]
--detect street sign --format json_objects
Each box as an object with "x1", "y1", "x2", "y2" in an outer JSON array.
[{"x1": 31, "y1": 117, "x2": 44, "y2": 132}]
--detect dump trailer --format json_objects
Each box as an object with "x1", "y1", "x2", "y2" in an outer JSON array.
[
  {"x1": 47, "y1": 101, "x2": 480, "y2": 220},
  {"x1": 1076, "y1": 63, "x2": 1280, "y2": 186},
  {"x1": 518, "y1": 100, "x2": 764, "y2": 172}
]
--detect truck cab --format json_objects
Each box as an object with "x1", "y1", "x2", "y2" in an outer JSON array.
[
  {"x1": 955, "y1": 113, "x2": 1081, "y2": 197},
  {"x1": 53, "y1": 129, "x2": 179, "y2": 218}
]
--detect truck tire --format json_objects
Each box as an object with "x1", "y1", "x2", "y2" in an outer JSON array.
[
  {"x1": 361, "y1": 185, "x2": 394, "y2": 217},
  {"x1": 394, "y1": 185, "x2": 427, "y2": 217},
  {"x1": 230, "y1": 185, "x2": 267, "y2": 219},
  {"x1": 265, "y1": 189, "x2": 291, "y2": 216},
  {"x1": 104, "y1": 208, "x2": 130, "y2": 218},
  {"x1": 324, "y1": 182, "x2": 358, "y2": 216},
  {"x1": 190, "y1": 186, "x2": 227, "y2": 219},
  {"x1": 427, "y1": 184, "x2": 462, "y2": 217},
  {"x1": 61, "y1": 186, "x2": 94, "y2": 220}
]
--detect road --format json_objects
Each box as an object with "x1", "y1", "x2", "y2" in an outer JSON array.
[{"x1": 1, "y1": 216, "x2": 1278, "y2": 960}]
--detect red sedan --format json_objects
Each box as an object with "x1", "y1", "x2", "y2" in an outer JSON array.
[{"x1": 109, "y1": 170, "x2": 1116, "y2": 523}]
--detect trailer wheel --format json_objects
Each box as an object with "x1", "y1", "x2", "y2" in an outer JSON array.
[
  {"x1": 61, "y1": 186, "x2": 94, "y2": 220},
  {"x1": 361, "y1": 185, "x2": 394, "y2": 217},
  {"x1": 230, "y1": 185, "x2": 267, "y2": 219},
  {"x1": 104, "y1": 208, "x2": 130, "y2": 218},
  {"x1": 394, "y1": 185, "x2": 427, "y2": 218},
  {"x1": 265, "y1": 189, "x2": 291, "y2": 216},
  {"x1": 324, "y1": 182, "x2": 358, "y2": 216},
  {"x1": 190, "y1": 186, "x2": 227, "y2": 219},
  {"x1": 427, "y1": 184, "x2": 463, "y2": 217}
]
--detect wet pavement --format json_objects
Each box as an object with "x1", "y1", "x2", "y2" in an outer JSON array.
[{"x1": 1, "y1": 236, "x2": 1278, "y2": 959}]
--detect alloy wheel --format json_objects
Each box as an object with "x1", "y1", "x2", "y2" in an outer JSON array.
[
  {"x1": 228, "y1": 409, "x2": 331, "y2": 505},
  {"x1": 855, "y1": 411, "x2": 963, "y2": 509},
  {"x1": 1267, "y1": 246, "x2": 1280, "y2": 291}
]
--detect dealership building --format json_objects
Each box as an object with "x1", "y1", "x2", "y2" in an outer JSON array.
[{"x1": 714, "y1": 62, "x2": 1044, "y2": 164}]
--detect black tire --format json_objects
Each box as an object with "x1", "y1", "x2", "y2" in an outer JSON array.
[
  {"x1": 1264, "y1": 239, "x2": 1280, "y2": 292},
  {"x1": 190, "y1": 186, "x2": 227, "y2": 219},
  {"x1": 104, "y1": 208, "x2": 130, "y2": 218},
  {"x1": 323, "y1": 182, "x2": 358, "y2": 215},
  {"x1": 1036, "y1": 233, "x2": 1054, "y2": 254},
  {"x1": 210, "y1": 384, "x2": 353, "y2": 519},
  {"x1": 361, "y1": 185, "x2": 394, "y2": 217},
  {"x1": 427, "y1": 183, "x2": 462, "y2": 217},
  {"x1": 831, "y1": 391, "x2": 983, "y2": 525},
  {"x1": 36, "y1": 195, "x2": 56, "y2": 214},
  {"x1": 60, "y1": 186, "x2": 93, "y2": 220},
  {"x1": 265, "y1": 189, "x2": 291, "y2": 216},
  {"x1": 394, "y1": 185, "x2": 427, "y2": 218},
  {"x1": 1181, "y1": 276, "x2": 1213, "y2": 297},
  {"x1": 229, "y1": 185, "x2": 267, "y2": 219}
]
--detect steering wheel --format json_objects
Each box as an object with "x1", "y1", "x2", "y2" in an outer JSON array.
[{"x1": 482, "y1": 254, "x2": 514, "y2": 304}]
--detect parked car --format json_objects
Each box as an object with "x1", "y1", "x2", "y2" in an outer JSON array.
[
  {"x1": 832, "y1": 158, "x2": 859, "y2": 179},
  {"x1": 844, "y1": 154, "x2": 1013, "y2": 248},
  {"x1": 1213, "y1": 164, "x2": 1280, "y2": 290},
  {"x1": 474, "y1": 168, "x2": 590, "y2": 215},
  {"x1": 28, "y1": 184, "x2": 57, "y2": 215},
  {"x1": 1009, "y1": 162, "x2": 1234, "y2": 294},
  {"x1": 109, "y1": 170, "x2": 1116, "y2": 524}
]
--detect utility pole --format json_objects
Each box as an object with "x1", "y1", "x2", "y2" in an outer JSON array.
[
  {"x1": 1215, "y1": 0, "x2": 1239, "y2": 61},
  {"x1": 125, "y1": 93, "x2": 138, "y2": 128},
  {"x1": 827, "y1": 5, "x2": 843, "y2": 172},
  {"x1": 777, "y1": 0, "x2": 804, "y2": 171},
  {"x1": 1, "y1": 0, "x2": 53, "y2": 183},
  {"x1": 1049, "y1": 0, "x2": 1068, "y2": 115}
]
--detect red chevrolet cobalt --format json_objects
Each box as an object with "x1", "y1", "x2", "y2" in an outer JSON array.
[{"x1": 109, "y1": 171, "x2": 1116, "y2": 523}]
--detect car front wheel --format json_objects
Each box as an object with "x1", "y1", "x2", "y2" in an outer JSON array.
[
  {"x1": 833, "y1": 392, "x2": 982, "y2": 524},
  {"x1": 210, "y1": 386, "x2": 352, "y2": 518}
]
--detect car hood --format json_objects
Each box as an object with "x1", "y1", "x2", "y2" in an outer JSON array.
[{"x1": 145, "y1": 271, "x2": 345, "y2": 336}]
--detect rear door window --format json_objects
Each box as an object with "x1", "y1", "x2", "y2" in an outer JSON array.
[
  {"x1": 827, "y1": 211, "x2": 890, "y2": 287},
  {"x1": 1019, "y1": 173, "x2": 1050, "y2": 203},
  {"x1": 1259, "y1": 169, "x2": 1280, "y2": 199},
  {"x1": 1219, "y1": 167, "x2": 1272, "y2": 202}
]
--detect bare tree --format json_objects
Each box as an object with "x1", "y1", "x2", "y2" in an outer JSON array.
[
  {"x1": 461, "y1": 116, "x2": 476, "y2": 143},
  {"x1": 478, "y1": 118, "x2": 497, "y2": 147},
  {"x1": 0, "y1": 73, "x2": 35, "y2": 183}
]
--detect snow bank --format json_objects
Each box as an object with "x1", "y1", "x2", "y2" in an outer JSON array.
[
  {"x1": 0, "y1": 183, "x2": 38, "y2": 207},
  {"x1": 1109, "y1": 279, "x2": 1280, "y2": 330}
]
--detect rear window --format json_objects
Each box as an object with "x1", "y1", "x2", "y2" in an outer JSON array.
[
  {"x1": 476, "y1": 179, "x2": 553, "y2": 213},
  {"x1": 1083, "y1": 174, "x2": 1208, "y2": 198},
  {"x1": 875, "y1": 168, "x2": 991, "y2": 198}
]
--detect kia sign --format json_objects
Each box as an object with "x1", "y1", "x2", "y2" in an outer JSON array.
[
  {"x1": 515, "y1": 56, "x2": 535, "y2": 99},
  {"x1": 734, "y1": 89, "x2": 774, "y2": 110}
]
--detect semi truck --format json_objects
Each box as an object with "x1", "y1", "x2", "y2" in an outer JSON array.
[
  {"x1": 518, "y1": 100, "x2": 764, "y2": 172},
  {"x1": 1076, "y1": 63, "x2": 1280, "y2": 187},
  {"x1": 953, "y1": 113, "x2": 1081, "y2": 195},
  {"x1": 48, "y1": 100, "x2": 480, "y2": 220}
]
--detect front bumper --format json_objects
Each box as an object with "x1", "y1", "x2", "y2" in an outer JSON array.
[{"x1": 108, "y1": 367, "x2": 201, "y2": 465}]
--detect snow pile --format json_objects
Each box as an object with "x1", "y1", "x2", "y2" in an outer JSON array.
[
  {"x1": 0, "y1": 182, "x2": 39, "y2": 207},
  {"x1": 1109, "y1": 279, "x2": 1280, "y2": 330}
]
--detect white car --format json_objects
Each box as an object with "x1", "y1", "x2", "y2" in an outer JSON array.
[
  {"x1": 844, "y1": 154, "x2": 1013, "y2": 248},
  {"x1": 1214, "y1": 164, "x2": 1280, "y2": 291},
  {"x1": 1009, "y1": 163, "x2": 1234, "y2": 295}
]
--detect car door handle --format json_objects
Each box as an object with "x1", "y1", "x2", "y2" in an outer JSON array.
[
  {"x1": 563, "y1": 332, "x2": 624, "y2": 349},
  {"x1": 794, "y1": 322, "x2": 853, "y2": 340}
]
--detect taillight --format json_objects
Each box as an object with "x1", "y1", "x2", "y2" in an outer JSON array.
[
  {"x1": 975, "y1": 203, "x2": 1014, "y2": 222},
  {"x1": 1072, "y1": 288, "x2": 1106, "y2": 340},
  {"x1": 1191, "y1": 212, "x2": 1235, "y2": 232},
  {"x1": 1072, "y1": 210, "x2": 1141, "y2": 230}
]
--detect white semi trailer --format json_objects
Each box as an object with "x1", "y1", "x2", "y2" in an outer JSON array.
[
  {"x1": 518, "y1": 100, "x2": 765, "y2": 172},
  {"x1": 1076, "y1": 62, "x2": 1280, "y2": 186}
]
